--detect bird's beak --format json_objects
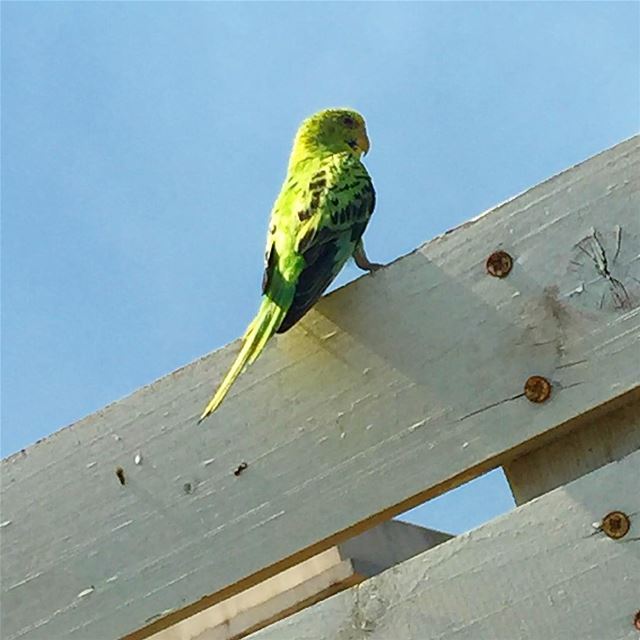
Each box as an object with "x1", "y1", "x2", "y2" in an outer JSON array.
[{"x1": 358, "y1": 130, "x2": 370, "y2": 156}]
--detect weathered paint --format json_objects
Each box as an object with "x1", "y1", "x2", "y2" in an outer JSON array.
[
  {"x1": 1, "y1": 136, "x2": 639, "y2": 640},
  {"x1": 505, "y1": 396, "x2": 640, "y2": 504},
  {"x1": 250, "y1": 450, "x2": 640, "y2": 640},
  {"x1": 150, "y1": 521, "x2": 451, "y2": 640}
]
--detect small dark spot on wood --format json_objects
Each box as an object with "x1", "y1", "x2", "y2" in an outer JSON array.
[
  {"x1": 233, "y1": 462, "x2": 248, "y2": 476},
  {"x1": 115, "y1": 467, "x2": 126, "y2": 485},
  {"x1": 145, "y1": 613, "x2": 164, "y2": 624},
  {"x1": 183, "y1": 482, "x2": 193, "y2": 495}
]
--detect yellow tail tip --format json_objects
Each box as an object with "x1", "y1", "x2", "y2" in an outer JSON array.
[
  {"x1": 198, "y1": 399, "x2": 220, "y2": 424},
  {"x1": 197, "y1": 298, "x2": 286, "y2": 425}
]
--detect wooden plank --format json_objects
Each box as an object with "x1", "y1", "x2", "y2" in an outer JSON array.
[
  {"x1": 154, "y1": 554, "x2": 360, "y2": 640},
  {"x1": 150, "y1": 521, "x2": 451, "y2": 640},
  {"x1": 250, "y1": 450, "x2": 640, "y2": 640},
  {"x1": 1, "y1": 136, "x2": 639, "y2": 640},
  {"x1": 505, "y1": 395, "x2": 640, "y2": 504}
]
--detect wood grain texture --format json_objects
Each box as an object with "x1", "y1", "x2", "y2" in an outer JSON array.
[
  {"x1": 1, "y1": 136, "x2": 639, "y2": 640},
  {"x1": 249, "y1": 450, "x2": 640, "y2": 640},
  {"x1": 150, "y1": 521, "x2": 452, "y2": 640},
  {"x1": 505, "y1": 396, "x2": 640, "y2": 504}
]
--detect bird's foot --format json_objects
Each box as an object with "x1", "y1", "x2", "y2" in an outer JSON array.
[
  {"x1": 354, "y1": 244, "x2": 383, "y2": 273},
  {"x1": 364, "y1": 261, "x2": 384, "y2": 273}
]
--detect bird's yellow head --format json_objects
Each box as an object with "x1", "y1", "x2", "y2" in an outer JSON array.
[{"x1": 294, "y1": 108, "x2": 370, "y2": 158}]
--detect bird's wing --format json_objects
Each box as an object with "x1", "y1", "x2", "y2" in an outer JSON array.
[{"x1": 261, "y1": 156, "x2": 375, "y2": 333}]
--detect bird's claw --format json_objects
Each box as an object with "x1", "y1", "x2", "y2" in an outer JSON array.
[{"x1": 354, "y1": 243, "x2": 383, "y2": 273}]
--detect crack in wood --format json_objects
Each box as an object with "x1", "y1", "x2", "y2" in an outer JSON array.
[
  {"x1": 575, "y1": 228, "x2": 632, "y2": 310},
  {"x1": 457, "y1": 393, "x2": 524, "y2": 422},
  {"x1": 556, "y1": 359, "x2": 588, "y2": 369},
  {"x1": 612, "y1": 224, "x2": 622, "y2": 265}
]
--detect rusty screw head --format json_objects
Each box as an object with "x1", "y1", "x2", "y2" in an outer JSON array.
[
  {"x1": 524, "y1": 376, "x2": 552, "y2": 403},
  {"x1": 600, "y1": 511, "x2": 631, "y2": 540},
  {"x1": 486, "y1": 251, "x2": 513, "y2": 278}
]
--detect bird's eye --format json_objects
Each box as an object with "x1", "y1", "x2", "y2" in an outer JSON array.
[{"x1": 341, "y1": 116, "x2": 355, "y2": 127}]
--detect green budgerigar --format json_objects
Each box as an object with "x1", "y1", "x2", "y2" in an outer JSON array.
[{"x1": 199, "y1": 108, "x2": 380, "y2": 422}]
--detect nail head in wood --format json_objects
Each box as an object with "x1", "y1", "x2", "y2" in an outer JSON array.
[
  {"x1": 600, "y1": 511, "x2": 631, "y2": 540},
  {"x1": 524, "y1": 376, "x2": 552, "y2": 403},
  {"x1": 115, "y1": 467, "x2": 126, "y2": 486},
  {"x1": 486, "y1": 250, "x2": 513, "y2": 278}
]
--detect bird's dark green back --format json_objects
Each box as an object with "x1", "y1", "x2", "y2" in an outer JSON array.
[{"x1": 266, "y1": 154, "x2": 376, "y2": 333}]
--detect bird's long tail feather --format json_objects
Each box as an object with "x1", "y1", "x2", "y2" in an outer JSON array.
[{"x1": 198, "y1": 298, "x2": 287, "y2": 422}]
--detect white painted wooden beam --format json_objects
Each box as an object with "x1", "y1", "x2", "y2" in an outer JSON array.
[
  {"x1": 1, "y1": 136, "x2": 639, "y2": 640},
  {"x1": 149, "y1": 521, "x2": 451, "y2": 640},
  {"x1": 249, "y1": 450, "x2": 640, "y2": 640},
  {"x1": 505, "y1": 395, "x2": 640, "y2": 504}
]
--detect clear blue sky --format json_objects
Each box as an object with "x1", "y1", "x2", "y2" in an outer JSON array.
[{"x1": 2, "y1": 2, "x2": 638, "y2": 533}]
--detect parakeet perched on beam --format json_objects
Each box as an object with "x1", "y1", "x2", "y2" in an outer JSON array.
[{"x1": 199, "y1": 108, "x2": 380, "y2": 422}]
